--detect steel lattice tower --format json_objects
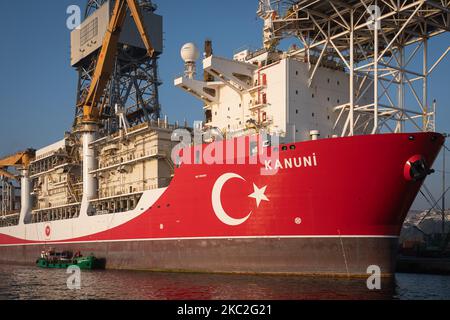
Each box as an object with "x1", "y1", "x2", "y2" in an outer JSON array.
[
  {"x1": 74, "y1": 0, "x2": 162, "y2": 135},
  {"x1": 257, "y1": 0, "x2": 450, "y2": 136}
]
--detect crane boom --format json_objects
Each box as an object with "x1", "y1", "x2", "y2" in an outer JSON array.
[
  {"x1": 0, "y1": 150, "x2": 35, "y2": 180},
  {"x1": 0, "y1": 169, "x2": 16, "y2": 180},
  {"x1": 127, "y1": 0, "x2": 155, "y2": 58},
  {"x1": 80, "y1": 0, "x2": 155, "y2": 124}
]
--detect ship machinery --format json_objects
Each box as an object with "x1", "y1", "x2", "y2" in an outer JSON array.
[{"x1": 1, "y1": 0, "x2": 175, "y2": 227}]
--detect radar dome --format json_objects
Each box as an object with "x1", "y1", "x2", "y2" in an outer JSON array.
[{"x1": 181, "y1": 43, "x2": 200, "y2": 62}]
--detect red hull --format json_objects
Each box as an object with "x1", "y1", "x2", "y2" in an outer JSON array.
[{"x1": 0, "y1": 132, "x2": 444, "y2": 275}]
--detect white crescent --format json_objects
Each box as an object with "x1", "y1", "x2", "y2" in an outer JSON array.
[{"x1": 212, "y1": 173, "x2": 252, "y2": 226}]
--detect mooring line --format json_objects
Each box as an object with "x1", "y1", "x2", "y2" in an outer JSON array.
[{"x1": 338, "y1": 229, "x2": 350, "y2": 277}]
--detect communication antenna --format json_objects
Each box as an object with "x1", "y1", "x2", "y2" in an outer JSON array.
[{"x1": 181, "y1": 43, "x2": 200, "y2": 79}]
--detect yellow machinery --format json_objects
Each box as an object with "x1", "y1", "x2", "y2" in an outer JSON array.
[
  {"x1": 79, "y1": 0, "x2": 155, "y2": 126},
  {"x1": 0, "y1": 149, "x2": 35, "y2": 217},
  {"x1": 0, "y1": 150, "x2": 35, "y2": 181}
]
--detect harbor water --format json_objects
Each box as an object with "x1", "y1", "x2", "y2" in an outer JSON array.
[{"x1": 0, "y1": 264, "x2": 449, "y2": 300}]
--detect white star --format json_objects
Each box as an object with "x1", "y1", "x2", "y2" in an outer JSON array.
[{"x1": 248, "y1": 184, "x2": 269, "y2": 208}]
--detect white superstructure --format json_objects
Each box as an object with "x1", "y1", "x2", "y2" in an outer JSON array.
[{"x1": 175, "y1": 46, "x2": 373, "y2": 142}]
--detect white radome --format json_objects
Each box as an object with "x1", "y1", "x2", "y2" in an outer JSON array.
[{"x1": 180, "y1": 43, "x2": 200, "y2": 62}]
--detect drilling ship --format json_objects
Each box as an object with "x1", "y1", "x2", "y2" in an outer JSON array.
[{"x1": 0, "y1": 0, "x2": 448, "y2": 276}]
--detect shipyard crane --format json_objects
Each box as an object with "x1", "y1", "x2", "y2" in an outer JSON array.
[{"x1": 78, "y1": 0, "x2": 155, "y2": 126}]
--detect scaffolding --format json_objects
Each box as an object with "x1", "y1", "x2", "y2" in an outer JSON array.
[{"x1": 258, "y1": 0, "x2": 450, "y2": 136}]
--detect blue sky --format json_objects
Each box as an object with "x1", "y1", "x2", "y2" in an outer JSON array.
[{"x1": 0, "y1": 0, "x2": 449, "y2": 209}]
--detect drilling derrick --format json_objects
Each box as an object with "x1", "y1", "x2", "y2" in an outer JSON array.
[
  {"x1": 72, "y1": 0, "x2": 163, "y2": 134},
  {"x1": 257, "y1": 0, "x2": 450, "y2": 136},
  {"x1": 67, "y1": 0, "x2": 171, "y2": 217}
]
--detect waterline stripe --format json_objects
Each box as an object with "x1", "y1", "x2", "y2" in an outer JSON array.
[{"x1": 0, "y1": 234, "x2": 399, "y2": 247}]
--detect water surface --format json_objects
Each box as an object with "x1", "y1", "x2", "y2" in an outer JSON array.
[{"x1": 0, "y1": 264, "x2": 449, "y2": 300}]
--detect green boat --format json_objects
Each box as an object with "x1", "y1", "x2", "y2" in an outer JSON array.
[{"x1": 36, "y1": 249, "x2": 105, "y2": 270}]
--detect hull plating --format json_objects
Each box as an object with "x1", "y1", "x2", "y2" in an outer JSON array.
[{"x1": 0, "y1": 132, "x2": 444, "y2": 275}]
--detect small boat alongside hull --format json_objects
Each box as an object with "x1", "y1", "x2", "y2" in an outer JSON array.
[{"x1": 36, "y1": 250, "x2": 105, "y2": 270}]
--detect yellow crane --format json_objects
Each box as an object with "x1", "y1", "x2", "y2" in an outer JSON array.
[
  {"x1": 0, "y1": 149, "x2": 35, "y2": 180},
  {"x1": 79, "y1": 0, "x2": 155, "y2": 125}
]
